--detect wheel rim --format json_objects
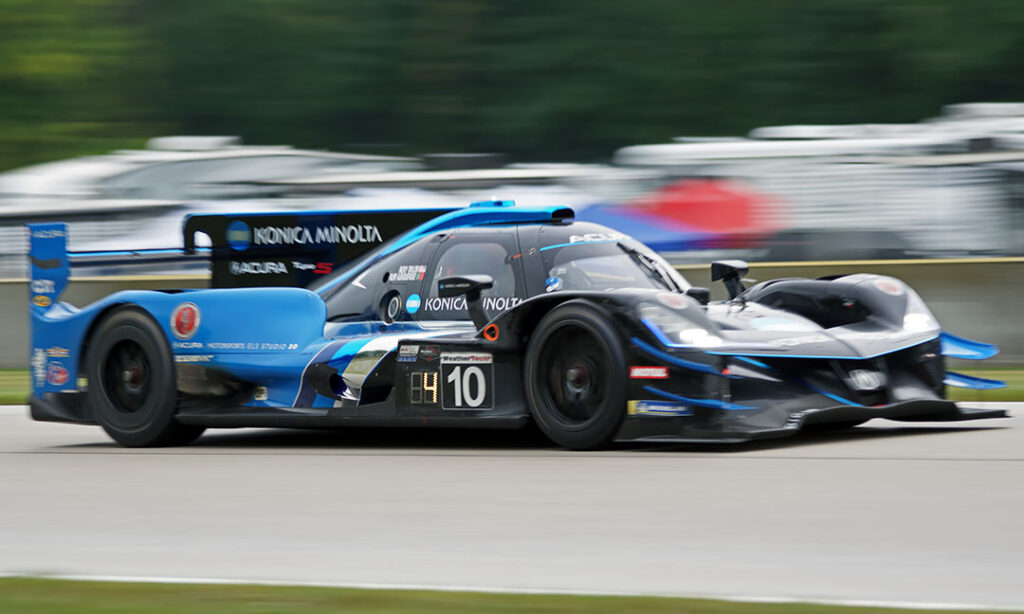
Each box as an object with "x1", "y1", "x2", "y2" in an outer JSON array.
[
  {"x1": 103, "y1": 339, "x2": 152, "y2": 413},
  {"x1": 537, "y1": 324, "x2": 610, "y2": 428}
]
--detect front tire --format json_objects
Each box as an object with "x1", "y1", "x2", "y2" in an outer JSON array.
[
  {"x1": 524, "y1": 302, "x2": 628, "y2": 450},
  {"x1": 84, "y1": 307, "x2": 204, "y2": 447}
]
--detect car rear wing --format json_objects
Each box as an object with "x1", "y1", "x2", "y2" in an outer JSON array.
[
  {"x1": 26, "y1": 222, "x2": 210, "y2": 313},
  {"x1": 26, "y1": 208, "x2": 459, "y2": 302},
  {"x1": 183, "y1": 208, "x2": 457, "y2": 288},
  {"x1": 26, "y1": 201, "x2": 573, "y2": 305}
]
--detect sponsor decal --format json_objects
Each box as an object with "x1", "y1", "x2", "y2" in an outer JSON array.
[
  {"x1": 170, "y1": 302, "x2": 201, "y2": 340},
  {"x1": 848, "y1": 369, "x2": 884, "y2": 391},
  {"x1": 32, "y1": 295, "x2": 52, "y2": 308},
  {"x1": 292, "y1": 261, "x2": 334, "y2": 274},
  {"x1": 569, "y1": 232, "x2": 624, "y2": 243},
  {"x1": 45, "y1": 346, "x2": 70, "y2": 358},
  {"x1": 227, "y1": 220, "x2": 251, "y2": 251},
  {"x1": 254, "y1": 386, "x2": 268, "y2": 401},
  {"x1": 419, "y1": 345, "x2": 440, "y2": 361},
  {"x1": 397, "y1": 345, "x2": 419, "y2": 363},
  {"x1": 629, "y1": 366, "x2": 670, "y2": 379},
  {"x1": 441, "y1": 352, "x2": 493, "y2": 364},
  {"x1": 874, "y1": 278, "x2": 905, "y2": 296},
  {"x1": 175, "y1": 354, "x2": 213, "y2": 363},
  {"x1": 627, "y1": 400, "x2": 692, "y2": 416},
  {"x1": 545, "y1": 276, "x2": 562, "y2": 293},
  {"x1": 206, "y1": 341, "x2": 299, "y2": 351},
  {"x1": 30, "y1": 279, "x2": 56, "y2": 294},
  {"x1": 770, "y1": 333, "x2": 831, "y2": 348},
  {"x1": 31, "y1": 228, "x2": 66, "y2": 239},
  {"x1": 31, "y1": 348, "x2": 47, "y2": 386},
  {"x1": 393, "y1": 265, "x2": 427, "y2": 282},
  {"x1": 208, "y1": 342, "x2": 245, "y2": 350},
  {"x1": 46, "y1": 361, "x2": 69, "y2": 386},
  {"x1": 422, "y1": 296, "x2": 522, "y2": 312},
  {"x1": 406, "y1": 293, "x2": 421, "y2": 314},
  {"x1": 252, "y1": 224, "x2": 382, "y2": 246},
  {"x1": 656, "y1": 292, "x2": 689, "y2": 310},
  {"x1": 230, "y1": 261, "x2": 288, "y2": 275},
  {"x1": 439, "y1": 280, "x2": 472, "y2": 292},
  {"x1": 173, "y1": 341, "x2": 203, "y2": 350}
]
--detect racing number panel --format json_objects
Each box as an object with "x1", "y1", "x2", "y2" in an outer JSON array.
[{"x1": 392, "y1": 340, "x2": 526, "y2": 419}]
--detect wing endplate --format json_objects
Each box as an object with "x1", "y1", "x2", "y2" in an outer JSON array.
[
  {"x1": 944, "y1": 371, "x2": 1006, "y2": 390},
  {"x1": 940, "y1": 332, "x2": 999, "y2": 360}
]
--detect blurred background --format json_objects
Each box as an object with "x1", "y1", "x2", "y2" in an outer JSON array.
[{"x1": 2, "y1": 0, "x2": 1024, "y2": 362}]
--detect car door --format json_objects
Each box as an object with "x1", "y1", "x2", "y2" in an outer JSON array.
[{"x1": 415, "y1": 227, "x2": 526, "y2": 324}]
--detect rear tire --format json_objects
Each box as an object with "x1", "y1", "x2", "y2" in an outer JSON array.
[
  {"x1": 524, "y1": 302, "x2": 627, "y2": 450},
  {"x1": 84, "y1": 307, "x2": 204, "y2": 447}
]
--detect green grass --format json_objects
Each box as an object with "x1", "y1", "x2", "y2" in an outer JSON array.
[
  {"x1": 0, "y1": 369, "x2": 28, "y2": 405},
  {"x1": 0, "y1": 369, "x2": 1021, "y2": 406},
  {"x1": 0, "y1": 578, "x2": 1016, "y2": 614},
  {"x1": 946, "y1": 369, "x2": 1024, "y2": 402}
]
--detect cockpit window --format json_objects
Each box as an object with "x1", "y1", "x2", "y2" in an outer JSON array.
[
  {"x1": 429, "y1": 243, "x2": 516, "y2": 298},
  {"x1": 539, "y1": 239, "x2": 690, "y2": 293}
]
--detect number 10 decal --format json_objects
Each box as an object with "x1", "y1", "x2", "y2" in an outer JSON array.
[{"x1": 440, "y1": 353, "x2": 494, "y2": 410}]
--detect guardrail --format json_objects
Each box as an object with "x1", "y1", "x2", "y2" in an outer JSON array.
[{"x1": 1, "y1": 259, "x2": 1021, "y2": 368}]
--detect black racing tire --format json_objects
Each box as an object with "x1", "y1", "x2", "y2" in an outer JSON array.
[
  {"x1": 523, "y1": 301, "x2": 628, "y2": 450},
  {"x1": 84, "y1": 307, "x2": 204, "y2": 447}
]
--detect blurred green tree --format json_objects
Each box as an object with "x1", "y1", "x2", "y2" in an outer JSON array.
[{"x1": 1, "y1": 0, "x2": 1023, "y2": 170}]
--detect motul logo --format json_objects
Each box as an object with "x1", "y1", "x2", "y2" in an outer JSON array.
[{"x1": 629, "y1": 366, "x2": 669, "y2": 379}]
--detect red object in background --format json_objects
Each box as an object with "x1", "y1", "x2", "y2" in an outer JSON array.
[{"x1": 630, "y1": 178, "x2": 780, "y2": 237}]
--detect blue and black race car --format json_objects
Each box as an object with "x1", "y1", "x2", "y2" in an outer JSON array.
[{"x1": 27, "y1": 200, "x2": 1006, "y2": 448}]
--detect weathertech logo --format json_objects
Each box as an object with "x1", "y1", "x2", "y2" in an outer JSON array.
[
  {"x1": 253, "y1": 225, "x2": 383, "y2": 246},
  {"x1": 629, "y1": 366, "x2": 669, "y2": 379},
  {"x1": 171, "y1": 303, "x2": 201, "y2": 340}
]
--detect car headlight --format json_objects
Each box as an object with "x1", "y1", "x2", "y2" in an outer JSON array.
[
  {"x1": 676, "y1": 327, "x2": 724, "y2": 348},
  {"x1": 639, "y1": 304, "x2": 723, "y2": 348},
  {"x1": 902, "y1": 288, "x2": 939, "y2": 333}
]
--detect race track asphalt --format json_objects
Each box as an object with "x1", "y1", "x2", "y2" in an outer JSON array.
[{"x1": 1, "y1": 404, "x2": 1022, "y2": 609}]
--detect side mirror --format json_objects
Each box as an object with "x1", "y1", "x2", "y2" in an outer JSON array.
[
  {"x1": 710, "y1": 260, "x2": 749, "y2": 299},
  {"x1": 685, "y1": 287, "x2": 710, "y2": 306},
  {"x1": 437, "y1": 274, "x2": 494, "y2": 329}
]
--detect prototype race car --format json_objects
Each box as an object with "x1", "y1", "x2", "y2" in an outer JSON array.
[{"x1": 27, "y1": 200, "x2": 1006, "y2": 449}]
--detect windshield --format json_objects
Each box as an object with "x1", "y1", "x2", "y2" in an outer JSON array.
[{"x1": 539, "y1": 238, "x2": 690, "y2": 293}]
